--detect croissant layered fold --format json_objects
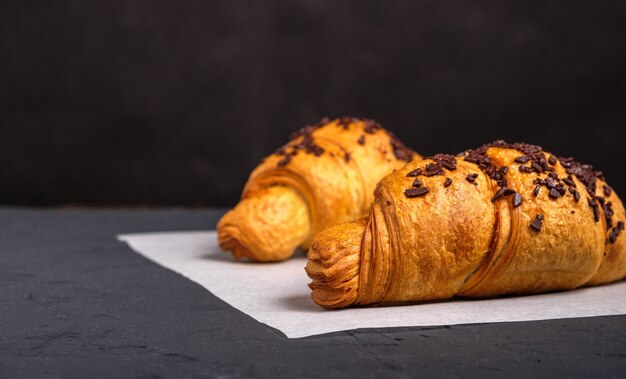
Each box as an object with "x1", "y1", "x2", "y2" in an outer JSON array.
[
  {"x1": 218, "y1": 117, "x2": 419, "y2": 262},
  {"x1": 306, "y1": 142, "x2": 626, "y2": 309}
]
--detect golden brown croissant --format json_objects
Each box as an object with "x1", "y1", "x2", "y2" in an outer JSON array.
[
  {"x1": 306, "y1": 141, "x2": 626, "y2": 309},
  {"x1": 217, "y1": 117, "x2": 419, "y2": 262}
]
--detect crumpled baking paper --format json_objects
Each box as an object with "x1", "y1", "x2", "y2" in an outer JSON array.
[{"x1": 118, "y1": 231, "x2": 626, "y2": 338}]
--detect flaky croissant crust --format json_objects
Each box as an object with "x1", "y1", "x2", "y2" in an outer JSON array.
[
  {"x1": 218, "y1": 117, "x2": 419, "y2": 261},
  {"x1": 307, "y1": 141, "x2": 625, "y2": 308}
]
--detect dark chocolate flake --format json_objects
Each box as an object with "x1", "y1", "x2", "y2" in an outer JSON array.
[
  {"x1": 588, "y1": 198, "x2": 600, "y2": 222},
  {"x1": 444, "y1": 178, "x2": 453, "y2": 187},
  {"x1": 548, "y1": 155, "x2": 557, "y2": 165},
  {"x1": 549, "y1": 188, "x2": 561, "y2": 199},
  {"x1": 603, "y1": 185, "x2": 612, "y2": 197},
  {"x1": 277, "y1": 155, "x2": 291, "y2": 167},
  {"x1": 573, "y1": 189, "x2": 581, "y2": 202},
  {"x1": 406, "y1": 168, "x2": 422, "y2": 177},
  {"x1": 405, "y1": 187, "x2": 429, "y2": 198},
  {"x1": 512, "y1": 193, "x2": 523, "y2": 208},
  {"x1": 357, "y1": 135, "x2": 365, "y2": 145},
  {"x1": 425, "y1": 163, "x2": 445, "y2": 177},
  {"x1": 563, "y1": 177, "x2": 576, "y2": 187},
  {"x1": 502, "y1": 188, "x2": 516, "y2": 196},
  {"x1": 466, "y1": 173, "x2": 479, "y2": 183},
  {"x1": 412, "y1": 178, "x2": 422, "y2": 188},
  {"x1": 491, "y1": 187, "x2": 507, "y2": 202},
  {"x1": 515, "y1": 155, "x2": 532, "y2": 163},
  {"x1": 530, "y1": 214, "x2": 544, "y2": 232},
  {"x1": 533, "y1": 185, "x2": 541, "y2": 197}
]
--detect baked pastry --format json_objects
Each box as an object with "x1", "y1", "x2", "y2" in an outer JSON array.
[
  {"x1": 306, "y1": 141, "x2": 625, "y2": 308},
  {"x1": 217, "y1": 117, "x2": 419, "y2": 262}
]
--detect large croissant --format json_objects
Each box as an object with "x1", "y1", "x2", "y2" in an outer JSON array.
[
  {"x1": 217, "y1": 117, "x2": 419, "y2": 262},
  {"x1": 306, "y1": 141, "x2": 626, "y2": 309}
]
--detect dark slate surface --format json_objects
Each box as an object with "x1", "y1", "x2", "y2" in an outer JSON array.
[{"x1": 1, "y1": 207, "x2": 625, "y2": 378}]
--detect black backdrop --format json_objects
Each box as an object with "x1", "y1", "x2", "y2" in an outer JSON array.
[{"x1": 1, "y1": 1, "x2": 625, "y2": 207}]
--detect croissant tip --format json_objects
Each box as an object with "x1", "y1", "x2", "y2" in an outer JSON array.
[{"x1": 305, "y1": 219, "x2": 367, "y2": 309}]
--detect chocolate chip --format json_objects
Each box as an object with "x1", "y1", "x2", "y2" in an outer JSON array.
[
  {"x1": 502, "y1": 188, "x2": 516, "y2": 196},
  {"x1": 425, "y1": 163, "x2": 444, "y2": 177},
  {"x1": 512, "y1": 193, "x2": 523, "y2": 208},
  {"x1": 344, "y1": 152, "x2": 351, "y2": 162},
  {"x1": 549, "y1": 188, "x2": 561, "y2": 199},
  {"x1": 533, "y1": 185, "x2": 541, "y2": 197},
  {"x1": 406, "y1": 168, "x2": 422, "y2": 177},
  {"x1": 412, "y1": 178, "x2": 422, "y2": 187},
  {"x1": 277, "y1": 155, "x2": 291, "y2": 167},
  {"x1": 563, "y1": 177, "x2": 576, "y2": 187},
  {"x1": 405, "y1": 187, "x2": 429, "y2": 198},
  {"x1": 603, "y1": 185, "x2": 612, "y2": 197},
  {"x1": 515, "y1": 155, "x2": 532, "y2": 163},
  {"x1": 491, "y1": 187, "x2": 507, "y2": 202},
  {"x1": 548, "y1": 155, "x2": 557, "y2": 165},
  {"x1": 444, "y1": 178, "x2": 452, "y2": 187},
  {"x1": 530, "y1": 214, "x2": 544, "y2": 231},
  {"x1": 588, "y1": 198, "x2": 600, "y2": 222},
  {"x1": 357, "y1": 135, "x2": 365, "y2": 145},
  {"x1": 572, "y1": 189, "x2": 580, "y2": 202},
  {"x1": 466, "y1": 173, "x2": 479, "y2": 183}
]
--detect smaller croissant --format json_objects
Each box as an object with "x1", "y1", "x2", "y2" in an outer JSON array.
[
  {"x1": 217, "y1": 117, "x2": 418, "y2": 262},
  {"x1": 306, "y1": 141, "x2": 626, "y2": 309}
]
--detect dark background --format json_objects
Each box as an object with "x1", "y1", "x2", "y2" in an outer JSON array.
[{"x1": 1, "y1": 0, "x2": 625, "y2": 207}]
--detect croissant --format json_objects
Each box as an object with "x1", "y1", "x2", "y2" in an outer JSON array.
[
  {"x1": 306, "y1": 141, "x2": 626, "y2": 309},
  {"x1": 217, "y1": 117, "x2": 419, "y2": 262}
]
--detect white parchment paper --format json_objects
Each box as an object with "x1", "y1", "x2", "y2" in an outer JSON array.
[{"x1": 118, "y1": 231, "x2": 626, "y2": 338}]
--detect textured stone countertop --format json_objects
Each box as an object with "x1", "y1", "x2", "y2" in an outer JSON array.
[{"x1": 1, "y1": 207, "x2": 625, "y2": 378}]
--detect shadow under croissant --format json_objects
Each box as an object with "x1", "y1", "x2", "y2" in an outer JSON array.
[
  {"x1": 203, "y1": 248, "x2": 308, "y2": 263},
  {"x1": 307, "y1": 284, "x2": 623, "y2": 310}
]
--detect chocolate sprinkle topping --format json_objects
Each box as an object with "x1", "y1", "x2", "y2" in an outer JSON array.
[
  {"x1": 412, "y1": 178, "x2": 422, "y2": 188},
  {"x1": 549, "y1": 188, "x2": 562, "y2": 199},
  {"x1": 405, "y1": 187, "x2": 429, "y2": 198},
  {"x1": 425, "y1": 163, "x2": 445, "y2": 177},
  {"x1": 457, "y1": 140, "x2": 621, "y2": 243},
  {"x1": 588, "y1": 198, "x2": 600, "y2": 222},
  {"x1": 548, "y1": 155, "x2": 557, "y2": 165},
  {"x1": 363, "y1": 119, "x2": 382, "y2": 134},
  {"x1": 466, "y1": 173, "x2": 479, "y2": 184},
  {"x1": 406, "y1": 168, "x2": 422, "y2": 177},
  {"x1": 277, "y1": 155, "x2": 291, "y2": 167},
  {"x1": 513, "y1": 193, "x2": 523, "y2": 208},
  {"x1": 275, "y1": 116, "x2": 415, "y2": 168},
  {"x1": 430, "y1": 154, "x2": 458, "y2": 171},
  {"x1": 388, "y1": 131, "x2": 414, "y2": 162},
  {"x1": 338, "y1": 117, "x2": 352, "y2": 129},
  {"x1": 530, "y1": 214, "x2": 544, "y2": 231},
  {"x1": 444, "y1": 178, "x2": 453, "y2": 187}
]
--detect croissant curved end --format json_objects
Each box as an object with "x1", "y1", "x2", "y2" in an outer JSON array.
[
  {"x1": 217, "y1": 186, "x2": 311, "y2": 262},
  {"x1": 305, "y1": 218, "x2": 367, "y2": 309},
  {"x1": 217, "y1": 216, "x2": 260, "y2": 261}
]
